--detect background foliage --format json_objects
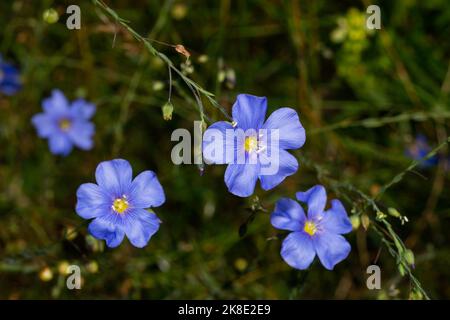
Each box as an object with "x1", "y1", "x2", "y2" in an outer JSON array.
[{"x1": 0, "y1": 0, "x2": 449, "y2": 299}]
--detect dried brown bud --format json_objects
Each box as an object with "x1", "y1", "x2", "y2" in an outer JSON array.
[{"x1": 174, "y1": 44, "x2": 191, "y2": 58}]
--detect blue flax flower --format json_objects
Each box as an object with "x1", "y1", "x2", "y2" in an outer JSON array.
[
  {"x1": 271, "y1": 185, "x2": 352, "y2": 270},
  {"x1": 32, "y1": 89, "x2": 95, "y2": 156},
  {"x1": 76, "y1": 159, "x2": 165, "y2": 248},
  {"x1": 405, "y1": 134, "x2": 438, "y2": 168},
  {"x1": 203, "y1": 94, "x2": 305, "y2": 197},
  {"x1": 0, "y1": 55, "x2": 21, "y2": 95}
]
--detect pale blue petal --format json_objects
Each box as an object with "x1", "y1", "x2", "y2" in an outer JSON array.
[
  {"x1": 76, "y1": 183, "x2": 111, "y2": 219},
  {"x1": 67, "y1": 121, "x2": 95, "y2": 150},
  {"x1": 224, "y1": 163, "x2": 259, "y2": 197},
  {"x1": 262, "y1": 107, "x2": 305, "y2": 150},
  {"x1": 322, "y1": 199, "x2": 352, "y2": 234},
  {"x1": 95, "y1": 159, "x2": 133, "y2": 197},
  {"x1": 71, "y1": 99, "x2": 96, "y2": 119},
  {"x1": 43, "y1": 89, "x2": 70, "y2": 115},
  {"x1": 123, "y1": 209, "x2": 160, "y2": 248},
  {"x1": 31, "y1": 113, "x2": 58, "y2": 138},
  {"x1": 280, "y1": 231, "x2": 316, "y2": 270},
  {"x1": 259, "y1": 149, "x2": 298, "y2": 190},
  {"x1": 48, "y1": 133, "x2": 73, "y2": 156},
  {"x1": 202, "y1": 121, "x2": 236, "y2": 164},
  {"x1": 271, "y1": 198, "x2": 305, "y2": 231},
  {"x1": 129, "y1": 171, "x2": 165, "y2": 208},
  {"x1": 232, "y1": 94, "x2": 267, "y2": 130},
  {"x1": 313, "y1": 232, "x2": 351, "y2": 270},
  {"x1": 296, "y1": 185, "x2": 327, "y2": 219},
  {"x1": 88, "y1": 217, "x2": 125, "y2": 248}
]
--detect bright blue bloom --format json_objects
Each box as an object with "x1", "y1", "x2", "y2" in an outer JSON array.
[
  {"x1": 76, "y1": 159, "x2": 165, "y2": 248},
  {"x1": 0, "y1": 55, "x2": 21, "y2": 95},
  {"x1": 203, "y1": 94, "x2": 305, "y2": 197},
  {"x1": 405, "y1": 134, "x2": 438, "y2": 168},
  {"x1": 32, "y1": 89, "x2": 95, "y2": 156},
  {"x1": 271, "y1": 185, "x2": 352, "y2": 270}
]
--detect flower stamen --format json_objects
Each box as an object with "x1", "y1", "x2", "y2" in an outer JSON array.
[
  {"x1": 303, "y1": 220, "x2": 317, "y2": 236},
  {"x1": 59, "y1": 118, "x2": 72, "y2": 131},
  {"x1": 244, "y1": 136, "x2": 258, "y2": 153},
  {"x1": 112, "y1": 196, "x2": 129, "y2": 214}
]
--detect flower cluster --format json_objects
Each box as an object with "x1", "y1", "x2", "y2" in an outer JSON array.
[
  {"x1": 5, "y1": 49, "x2": 352, "y2": 269},
  {"x1": 203, "y1": 94, "x2": 352, "y2": 270}
]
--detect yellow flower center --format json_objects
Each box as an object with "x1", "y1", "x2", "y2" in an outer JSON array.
[
  {"x1": 112, "y1": 196, "x2": 129, "y2": 214},
  {"x1": 244, "y1": 136, "x2": 258, "y2": 153},
  {"x1": 303, "y1": 220, "x2": 317, "y2": 236},
  {"x1": 59, "y1": 119, "x2": 71, "y2": 131}
]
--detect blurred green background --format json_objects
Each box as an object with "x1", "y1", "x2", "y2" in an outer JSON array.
[{"x1": 0, "y1": 0, "x2": 449, "y2": 299}]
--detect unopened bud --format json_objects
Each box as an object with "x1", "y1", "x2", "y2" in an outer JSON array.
[
  {"x1": 388, "y1": 207, "x2": 401, "y2": 218},
  {"x1": 43, "y1": 8, "x2": 59, "y2": 24},
  {"x1": 162, "y1": 101, "x2": 174, "y2": 121},
  {"x1": 39, "y1": 267, "x2": 53, "y2": 282}
]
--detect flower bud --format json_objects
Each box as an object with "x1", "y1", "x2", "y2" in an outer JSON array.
[
  {"x1": 39, "y1": 267, "x2": 53, "y2": 282},
  {"x1": 388, "y1": 207, "x2": 401, "y2": 218},
  {"x1": 162, "y1": 101, "x2": 174, "y2": 121},
  {"x1": 43, "y1": 8, "x2": 59, "y2": 24}
]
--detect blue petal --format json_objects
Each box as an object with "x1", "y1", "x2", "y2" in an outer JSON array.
[
  {"x1": 0, "y1": 63, "x2": 21, "y2": 95},
  {"x1": 48, "y1": 133, "x2": 73, "y2": 156},
  {"x1": 232, "y1": 94, "x2": 267, "y2": 130},
  {"x1": 224, "y1": 163, "x2": 259, "y2": 197},
  {"x1": 95, "y1": 159, "x2": 133, "y2": 197},
  {"x1": 31, "y1": 113, "x2": 58, "y2": 138},
  {"x1": 259, "y1": 149, "x2": 298, "y2": 190},
  {"x1": 129, "y1": 171, "x2": 165, "y2": 208},
  {"x1": 0, "y1": 82, "x2": 21, "y2": 95},
  {"x1": 88, "y1": 217, "x2": 125, "y2": 248},
  {"x1": 271, "y1": 198, "x2": 305, "y2": 231},
  {"x1": 322, "y1": 199, "x2": 352, "y2": 234},
  {"x1": 262, "y1": 107, "x2": 305, "y2": 150},
  {"x1": 203, "y1": 121, "x2": 235, "y2": 164},
  {"x1": 76, "y1": 183, "x2": 111, "y2": 219},
  {"x1": 123, "y1": 209, "x2": 160, "y2": 248},
  {"x1": 313, "y1": 232, "x2": 351, "y2": 270},
  {"x1": 67, "y1": 120, "x2": 95, "y2": 150},
  {"x1": 296, "y1": 185, "x2": 327, "y2": 219},
  {"x1": 43, "y1": 89, "x2": 70, "y2": 115},
  {"x1": 71, "y1": 99, "x2": 96, "y2": 119},
  {"x1": 280, "y1": 231, "x2": 316, "y2": 270}
]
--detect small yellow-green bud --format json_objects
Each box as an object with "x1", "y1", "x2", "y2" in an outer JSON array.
[
  {"x1": 39, "y1": 267, "x2": 53, "y2": 282},
  {"x1": 388, "y1": 207, "x2": 401, "y2": 218},
  {"x1": 86, "y1": 261, "x2": 99, "y2": 273},
  {"x1": 43, "y1": 8, "x2": 59, "y2": 24},
  {"x1": 152, "y1": 81, "x2": 164, "y2": 91},
  {"x1": 404, "y1": 249, "x2": 415, "y2": 266},
  {"x1": 234, "y1": 258, "x2": 248, "y2": 272},
  {"x1": 57, "y1": 261, "x2": 70, "y2": 275},
  {"x1": 162, "y1": 101, "x2": 174, "y2": 121},
  {"x1": 350, "y1": 215, "x2": 360, "y2": 230}
]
